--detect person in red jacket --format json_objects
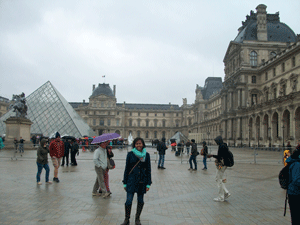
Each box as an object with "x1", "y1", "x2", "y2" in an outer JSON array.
[{"x1": 49, "y1": 132, "x2": 64, "y2": 183}]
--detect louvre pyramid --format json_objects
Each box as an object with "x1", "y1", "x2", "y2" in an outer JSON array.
[{"x1": 0, "y1": 81, "x2": 96, "y2": 137}]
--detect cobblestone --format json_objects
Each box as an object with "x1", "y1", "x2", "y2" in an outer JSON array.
[{"x1": 0, "y1": 146, "x2": 291, "y2": 224}]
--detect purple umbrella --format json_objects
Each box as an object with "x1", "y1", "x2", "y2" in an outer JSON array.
[{"x1": 91, "y1": 133, "x2": 121, "y2": 144}]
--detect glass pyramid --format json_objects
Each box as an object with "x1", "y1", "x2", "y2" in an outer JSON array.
[{"x1": 0, "y1": 81, "x2": 96, "y2": 138}]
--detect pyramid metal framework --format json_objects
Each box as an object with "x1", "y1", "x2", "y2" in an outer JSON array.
[{"x1": 0, "y1": 81, "x2": 96, "y2": 138}]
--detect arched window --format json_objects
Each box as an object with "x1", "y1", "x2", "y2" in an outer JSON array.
[{"x1": 250, "y1": 51, "x2": 258, "y2": 67}]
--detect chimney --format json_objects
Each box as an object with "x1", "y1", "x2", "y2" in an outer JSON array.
[
  {"x1": 113, "y1": 85, "x2": 116, "y2": 97},
  {"x1": 83, "y1": 99, "x2": 85, "y2": 103},
  {"x1": 256, "y1": 4, "x2": 267, "y2": 41},
  {"x1": 92, "y1": 84, "x2": 95, "y2": 91}
]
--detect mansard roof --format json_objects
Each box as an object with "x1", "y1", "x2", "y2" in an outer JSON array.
[
  {"x1": 233, "y1": 10, "x2": 297, "y2": 43},
  {"x1": 90, "y1": 83, "x2": 114, "y2": 98},
  {"x1": 197, "y1": 77, "x2": 223, "y2": 100}
]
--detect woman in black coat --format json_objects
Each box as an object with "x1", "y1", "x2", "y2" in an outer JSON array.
[{"x1": 121, "y1": 137, "x2": 152, "y2": 225}]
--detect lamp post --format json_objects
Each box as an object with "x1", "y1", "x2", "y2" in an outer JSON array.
[
  {"x1": 257, "y1": 123, "x2": 260, "y2": 148},
  {"x1": 233, "y1": 131, "x2": 236, "y2": 147},
  {"x1": 268, "y1": 127, "x2": 271, "y2": 148},
  {"x1": 282, "y1": 124, "x2": 285, "y2": 147},
  {"x1": 240, "y1": 131, "x2": 243, "y2": 147},
  {"x1": 207, "y1": 131, "x2": 210, "y2": 146},
  {"x1": 248, "y1": 123, "x2": 251, "y2": 147}
]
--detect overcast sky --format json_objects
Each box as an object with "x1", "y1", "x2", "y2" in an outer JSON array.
[{"x1": 1, "y1": 1, "x2": 299, "y2": 106}]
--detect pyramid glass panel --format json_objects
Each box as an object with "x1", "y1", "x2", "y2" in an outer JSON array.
[{"x1": 0, "y1": 81, "x2": 96, "y2": 138}]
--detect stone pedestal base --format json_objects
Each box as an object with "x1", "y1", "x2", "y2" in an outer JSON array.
[{"x1": 4, "y1": 117, "x2": 33, "y2": 149}]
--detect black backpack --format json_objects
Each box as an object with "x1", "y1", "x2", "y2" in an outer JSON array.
[
  {"x1": 279, "y1": 165, "x2": 290, "y2": 190},
  {"x1": 222, "y1": 144, "x2": 234, "y2": 167}
]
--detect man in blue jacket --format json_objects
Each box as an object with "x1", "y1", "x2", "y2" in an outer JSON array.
[
  {"x1": 286, "y1": 147, "x2": 300, "y2": 224},
  {"x1": 157, "y1": 137, "x2": 168, "y2": 169}
]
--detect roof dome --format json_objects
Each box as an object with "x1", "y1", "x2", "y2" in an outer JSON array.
[
  {"x1": 90, "y1": 83, "x2": 114, "y2": 98},
  {"x1": 234, "y1": 11, "x2": 297, "y2": 43}
]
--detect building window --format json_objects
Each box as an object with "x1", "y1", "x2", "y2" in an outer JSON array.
[
  {"x1": 155, "y1": 113, "x2": 157, "y2": 117},
  {"x1": 176, "y1": 113, "x2": 178, "y2": 117},
  {"x1": 292, "y1": 57, "x2": 296, "y2": 67},
  {"x1": 138, "y1": 112, "x2": 140, "y2": 116},
  {"x1": 265, "y1": 91, "x2": 269, "y2": 101},
  {"x1": 138, "y1": 120, "x2": 140, "y2": 127},
  {"x1": 162, "y1": 131, "x2": 165, "y2": 138},
  {"x1": 281, "y1": 63, "x2": 285, "y2": 72},
  {"x1": 129, "y1": 119, "x2": 132, "y2": 127},
  {"x1": 146, "y1": 120, "x2": 149, "y2": 127},
  {"x1": 250, "y1": 51, "x2": 257, "y2": 67},
  {"x1": 107, "y1": 119, "x2": 111, "y2": 126},
  {"x1": 85, "y1": 111, "x2": 87, "y2": 115},
  {"x1": 162, "y1": 120, "x2": 166, "y2": 127},
  {"x1": 117, "y1": 112, "x2": 119, "y2": 115},
  {"x1": 94, "y1": 111, "x2": 96, "y2": 115},
  {"x1": 100, "y1": 120, "x2": 104, "y2": 126},
  {"x1": 93, "y1": 119, "x2": 96, "y2": 126},
  {"x1": 146, "y1": 113, "x2": 149, "y2": 116},
  {"x1": 154, "y1": 120, "x2": 157, "y2": 127},
  {"x1": 137, "y1": 131, "x2": 141, "y2": 137},
  {"x1": 273, "y1": 68, "x2": 276, "y2": 77},
  {"x1": 265, "y1": 72, "x2": 268, "y2": 81},
  {"x1": 108, "y1": 111, "x2": 110, "y2": 115},
  {"x1": 154, "y1": 131, "x2": 157, "y2": 138},
  {"x1": 116, "y1": 119, "x2": 120, "y2": 126},
  {"x1": 252, "y1": 76, "x2": 256, "y2": 84},
  {"x1": 145, "y1": 131, "x2": 148, "y2": 138},
  {"x1": 270, "y1": 51, "x2": 276, "y2": 58},
  {"x1": 176, "y1": 120, "x2": 179, "y2": 127},
  {"x1": 163, "y1": 113, "x2": 165, "y2": 117},
  {"x1": 189, "y1": 118, "x2": 192, "y2": 126},
  {"x1": 101, "y1": 102, "x2": 104, "y2": 107}
]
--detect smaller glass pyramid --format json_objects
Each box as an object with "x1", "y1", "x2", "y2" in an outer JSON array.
[{"x1": 0, "y1": 81, "x2": 96, "y2": 138}]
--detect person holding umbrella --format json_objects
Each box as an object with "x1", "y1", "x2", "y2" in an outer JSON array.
[
  {"x1": 121, "y1": 137, "x2": 152, "y2": 225},
  {"x1": 92, "y1": 133, "x2": 120, "y2": 198}
]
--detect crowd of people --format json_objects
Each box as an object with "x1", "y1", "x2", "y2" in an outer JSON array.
[{"x1": 2, "y1": 131, "x2": 297, "y2": 224}]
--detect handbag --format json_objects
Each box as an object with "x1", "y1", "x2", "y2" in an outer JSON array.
[
  {"x1": 107, "y1": 158, "x2": 115, "y2": 170},
  {"x1": 200, "y1": 148, "x2": 204, "y2": 155}
]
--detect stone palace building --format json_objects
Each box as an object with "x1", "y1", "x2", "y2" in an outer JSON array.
[{"x1": 70, "y1": 4, "x2": 300, "y2": 147}]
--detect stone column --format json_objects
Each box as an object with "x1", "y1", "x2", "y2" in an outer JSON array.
[
  {"x1": 242, "y1": 89, "x2": 246, "y2": 107},
  {"x1": 237, "y1": 89, "x2": 241, "y2": 108}
]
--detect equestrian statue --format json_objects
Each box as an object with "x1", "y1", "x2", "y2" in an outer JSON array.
[{"x1": 9, "y1": 92, "x2": 28, "y2": 118}]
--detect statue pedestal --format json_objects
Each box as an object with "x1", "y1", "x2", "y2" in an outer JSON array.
[{"x1": 4, "y1": 117, "x2": 33, "y2": 149}]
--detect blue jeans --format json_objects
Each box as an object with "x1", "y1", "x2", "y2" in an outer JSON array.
[
  {"x1": 203, "y1": 155, "x2": 207, "y2": 169},
  {"x1": 125, "y1": 192, "x2": 144, "y2": 206},
  {"x1": 186, "y1": 147, "x2": 190, "y2": 154},
  {"x1": 36, "y1": 162, "x2": 50, "y2": 182},
  {"x1": 189, "y1": 155, "x2": 197, "y2": 170},
  {"x1": 158, "y1": 154, "x2": 165, "y2": 167}
]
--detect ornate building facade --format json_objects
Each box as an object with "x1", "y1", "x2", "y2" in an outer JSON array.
[
  {"x1": 71, "y1": 5, "x2": 300, "y2": 146},
  {"x1": 190, "y1": 4, "x2": 300, "y2": 147}
]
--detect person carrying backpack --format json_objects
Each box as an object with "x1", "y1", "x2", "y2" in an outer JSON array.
[
  {"x1": 285, "y1": 147, "x2": 300, "y2": 224},
  {"x1": 157, "y1": 138, "x2": 168, "y2": 169},
  {"x1": 208, "y1": 136, "x2": 232, "y2": 202}
]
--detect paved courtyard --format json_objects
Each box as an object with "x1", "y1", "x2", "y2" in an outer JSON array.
[{"x1": 0, "y1": 145, "x2": 291, "y2": 225}]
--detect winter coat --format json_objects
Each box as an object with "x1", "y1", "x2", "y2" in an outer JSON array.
[
  {"x1": 212, "y1": 136, "x2": 229, "y2": 163},
  {"x1": 49, "y1": 138, "x2": 64, "y2": 158},
  {"x1": 157, "y1": 141, "x2": 168, "y2": 155},
  {"x1": 191, "y1": 143, "x2": 198, "y2": 156},
  {"x1": 286, "y1": 157, "x2": 300, "y2": 195},
  {"x1": 37, "y1": 139, "x2": 49, "y2": 164},
  {"x1": 123, "y1": 151, "x2": 152, "y2": 194}
]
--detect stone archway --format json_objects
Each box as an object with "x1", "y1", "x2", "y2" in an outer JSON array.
[
  {"x1": 282, "y1": 110, "x2": 290, "y2": 141},
  {"x1": 255, "y1": 116, "x2": 261, "y2": 146},
  {"x1": 295, "y1": 107, "x2": 300, "y2": 141},
  {"x1": 263, "y1": 114, "x2": 269, "y2": 142},
  {"x1": 272, "y1": 112, "x2": 279, "y2": 141}
]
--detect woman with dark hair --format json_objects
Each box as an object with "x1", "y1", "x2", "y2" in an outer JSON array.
[
  {"x1": 285, "y1": 148, "x2": 300, "y2": 224},
  {"x1": 121, "y1": 137, "x2": 152, "y2": 225}
]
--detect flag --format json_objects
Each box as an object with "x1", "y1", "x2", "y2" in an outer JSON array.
[{"x1": 102, "y1": 75, "x2": 105, "y2": 78}]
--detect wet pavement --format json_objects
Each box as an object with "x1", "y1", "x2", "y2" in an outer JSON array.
[{"x1": 0, "y1": 146, "x2": 291, "y2": 224}]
